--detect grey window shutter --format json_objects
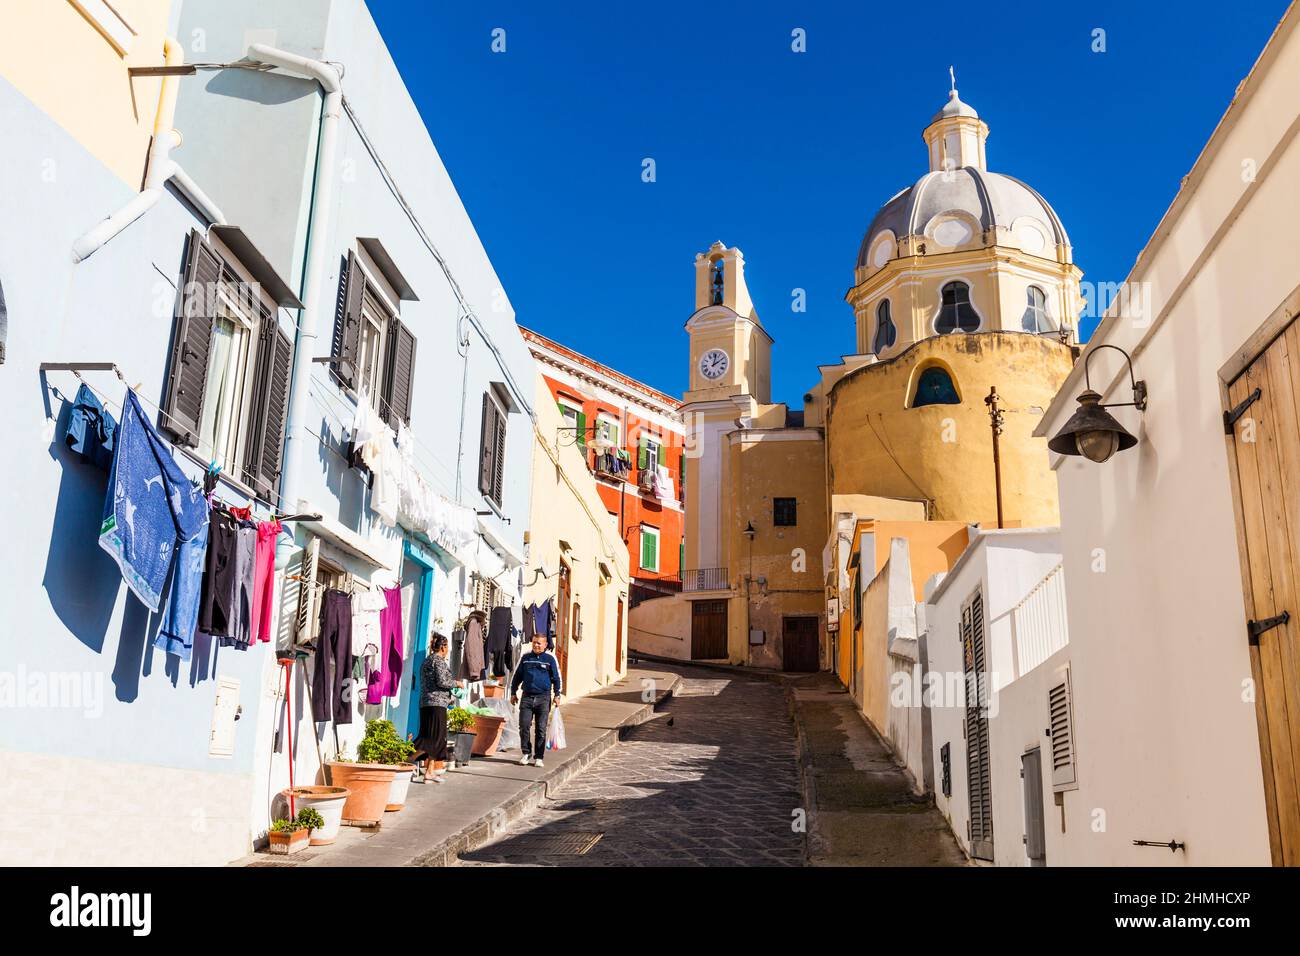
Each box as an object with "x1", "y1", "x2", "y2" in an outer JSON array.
[
  {"x1": 332, "y1": 251, "x2": 365, "y2": 390},
  {"x1": 962, "y1": 588, "x2": 994, "y2": 861},
  {"x1": 492, "y1": 402, "x2": 507, "y2": 503},
  {"x1": 245, "y1": 307, "x2": 294, "y2": 500},
  {"x1": 162, "y1": 229, "x2": 220, "y2": 447},
  {"x1": 478, "y1": 393, "x2": 496, "y2": 498},
  {"x1": 381, "y1": 316, "x2": 417, "y2": 426},
  {"x1": 1022, "y1": 747, "x2": 1046, "y2": 863}
]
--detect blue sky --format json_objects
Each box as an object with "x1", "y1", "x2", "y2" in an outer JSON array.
[{"x1": 370, "y1": 0, "x2": 1290, "y2": 407}]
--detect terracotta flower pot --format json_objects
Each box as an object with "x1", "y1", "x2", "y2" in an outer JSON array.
[
  {"x1": 327, "y1": 761, "x2": 402, "y2": 825},
  {"x1": 482, "y1": 683, "x2": 505, "y2": 699},
  {"x1": 386, "y1": 764, "x2": 417, "y2": 811},
  {"x1": 471, "y1": 714, "x2": 507, "y2": 756},
  {"x1": 281, "y1": 786, "x2": 350, "y2": 845},
  {"x1": 268, "y1": 827, "x2": 310, "y2": 855}
]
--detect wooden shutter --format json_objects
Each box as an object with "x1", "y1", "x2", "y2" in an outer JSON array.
[
  {"x1": 641, "y1": 530, "x2": 657, "y2": 570},
  {"x1": 576, "y1": 411, "x2": 587, "y2": 451},
  {"x1": 637, "y1": 434, "x2": 648, "y2": 470},
  {"x1": 292, "y1": 537, "x2": 321, "y2": 644},
  {"x1": 245, "y1": 307, "x2": 294, "y2": 499},
  {"x1": 478, "y1": 394, "x2": 496, "y2": 497},
  {"x1": 381, "y1": 316, "x2": 417, "y2": 426},
  {"x1": 1048, "y1": 671, "x2": 1077, "y2": 790},
  {"x1": 161, "y1": 230, "x2": 220, "y2": 446},
  {"x1": 1022, "y1": 747, "x2": 1047, "y2": 863},
  {"x1": 656, "y1": 442, "x2": 667, "y2": 466},
  {"x1": 962, "y1": 587, "x2": 994, "y2": 861},
  {"x1": 332, "y1": 251, "x2": 365, "y2": 390},
  {"x1": 491, "y1": 400, "x2": 507, "y2": 503}
]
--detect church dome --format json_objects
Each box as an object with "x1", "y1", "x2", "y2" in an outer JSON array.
[
  {"x1": 856, "y1": 88, "x2": 1071, "y2": 271},
  {"x1": 857, "y1": 167, "x2": 1071, "y2": 268}
]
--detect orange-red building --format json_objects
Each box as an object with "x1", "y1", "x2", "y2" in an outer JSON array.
[{"x1": 522, "y1": 328, "x2": 685, "y2": 605}]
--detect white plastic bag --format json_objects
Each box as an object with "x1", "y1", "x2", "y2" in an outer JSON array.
[
  {"x1": 546, "y1": 707, "x2": 567, "y2": 751},
  {"x1": 481, "y1": 693, "x2": 520, "y2": 752}
]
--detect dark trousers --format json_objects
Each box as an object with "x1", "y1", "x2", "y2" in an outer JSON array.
[
  {"x1": 312, "y1": 590, "x2": 353, "y2": 725},
  {"x1": 519, "y1": 693, "x2": 551, "y2": 758}
]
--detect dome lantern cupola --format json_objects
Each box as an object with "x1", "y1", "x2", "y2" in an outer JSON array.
[{"x1": 922, "y1": 75, "x2": 988, "y2": 173}]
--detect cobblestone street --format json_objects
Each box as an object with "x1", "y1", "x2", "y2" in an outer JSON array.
[{"x1": 458, "y1": 667, "x2": 805, "y2": 866}]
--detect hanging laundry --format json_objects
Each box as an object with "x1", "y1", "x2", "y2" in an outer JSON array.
[
  {"x1": 312, "y1": 589, "x2": 354, "y2": 725},
  {"x1": 199, "y1": 508, "x2": 239, "y2": 638},
  {"x1": 366, "y1": 587, "x2": 404, "y2": 704},
  {"x1": 461, "y1": 613, "x2": 486, "y2": 681},
  {"x1": 249, "y1": 518, "x2": 282, "y2": 644},
  {"x1": 232, "y1": 521, "x2": 257, "y2": 645},
  {"x1": 154, "y1": 513, "x2": 209, "y2": 662},
  {"x1": 63, "y1": 383, "x2": 118, "y2": 470},
  {"x1": 487, "y1": 605, "x2": 513, "y2": 678},
  {"x1": 351, "y1": 586, "x2": 387, "y2": 665},
  {"x1": 98, "y1": 389, "x2": 208, "y2": 613}
]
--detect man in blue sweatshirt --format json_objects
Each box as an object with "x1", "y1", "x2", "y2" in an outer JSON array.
[{"x1": 510, "y1": 633, "x2": 563, "y2": 768}]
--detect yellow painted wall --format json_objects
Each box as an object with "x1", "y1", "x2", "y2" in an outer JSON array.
[
  {"x1": 723, "y1": 430, "x2": 828, "y2": 668},
  {"x1": 524, "y1": 376, "x2": 630, "y2": 698},
  {"x1": 0, "y1": 0, "x2": 173, "y2": 186},
  {"x1": 826, "y1": 332, "x2": 1073, "y2": 527}
]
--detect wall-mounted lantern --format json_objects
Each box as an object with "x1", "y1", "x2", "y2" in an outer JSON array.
[{"x1": 1048, "y1": 344, "x2": 1148, "y2": 464}]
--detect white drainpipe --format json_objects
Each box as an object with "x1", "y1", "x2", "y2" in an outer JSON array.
[
  {"x1": 73, "y1": 39, "x2": 225, "y2": 262},
  {"x1": 242, "y1": 45, "x2": 343, "y2": 553}
]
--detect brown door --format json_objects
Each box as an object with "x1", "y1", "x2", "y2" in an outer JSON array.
[
  {"x1": 782, "y1": 616, "x2": 820, "y2": 672},
  {"x1": 615, "y1": 598, "x2": 625, "y2": 672},
  {"x1": 556, "y1": 560, "x2": 572, "y2": 689},
  {"x1": 691, "y1": 600, "x2": 728, "y2": 660},
  {"x1": 1225, "y1": 320, "x2": 1300, "y2": 865}
]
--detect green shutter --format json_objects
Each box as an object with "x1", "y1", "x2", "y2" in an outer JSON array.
[
  {"x1": 576, "y1": 411, "x2": 587, "y2": 450},
  {"x1": 637, "y1": 435, "x2": 648, "y2": 470},
  {"x1": 641, "y1": 530, "x2": 657, "y2": 570},
  {"x1": 657, "y1": 442, "x2": 666, "y2": 466}
]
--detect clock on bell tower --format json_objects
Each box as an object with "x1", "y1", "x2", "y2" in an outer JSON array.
[{"x1": 684, "y1": 241, "x2": 771, "y2": 403}]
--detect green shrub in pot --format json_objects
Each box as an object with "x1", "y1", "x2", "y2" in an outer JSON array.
[
  {"x1": 447, "y1": 709, "x2": 477, "y2": 735},
  {"x1": 356, "y1": 719, "x2": 416, "y2": 766}
]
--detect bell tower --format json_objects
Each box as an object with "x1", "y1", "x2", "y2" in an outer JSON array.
[{"x1": 685, "y1": 241, "x2": 771, "y2": 403}]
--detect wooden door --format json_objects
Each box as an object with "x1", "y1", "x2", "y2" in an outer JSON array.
[
  {"x1": 615, "y1": 598, "x2": 625, "y2": 673},
  {"x1": 1225, "y1": 321, "x2": 1300, "y2": 865},
  {"x1": 782, "y1": 616, "x2": 820, "y2": 672},
  {"x1": 962, "y1": 587, "x2": 994, "y2": 861},
  {"x1": 556, "y1": 560, "x2": 572, "y2": 689},
  {"x1": 691, "y1": 600, "x2": 728, "y2": 660}
]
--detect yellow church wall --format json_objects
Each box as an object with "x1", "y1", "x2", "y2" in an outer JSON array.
[
  {"x1": 0, "y1": 0, "x2": 173, "y2": 187},
  {"x1": 723, "y1": 430, "x2": 828, "y2": 668},
  {"x1": 826, "y1": 331, "x2": 1072, "y2": 527}
]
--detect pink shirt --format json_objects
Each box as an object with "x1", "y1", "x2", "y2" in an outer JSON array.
[{"x1": 250, "y1": 519, "x2": 282, "y2": 643}]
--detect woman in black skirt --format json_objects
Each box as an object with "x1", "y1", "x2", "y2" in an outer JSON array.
[{"x1": 415, "y1": 635, "x2": 455, "y2": 783}]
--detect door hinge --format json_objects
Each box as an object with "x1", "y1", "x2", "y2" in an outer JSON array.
[
  {"x1": 1224, "y1": 387, "x2": 1262, "y2": 434},
  {"x1": 1248, "y1": 611, "x2": 1290, "y2": 646}
]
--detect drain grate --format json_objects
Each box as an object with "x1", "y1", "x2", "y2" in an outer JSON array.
[{"x1": 483, "y1": 830, "x2": 604, "y2": 857}]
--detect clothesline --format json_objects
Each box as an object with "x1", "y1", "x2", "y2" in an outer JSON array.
[{"x1": 44, "y1": 367, "x2": 305, "y2": 519}]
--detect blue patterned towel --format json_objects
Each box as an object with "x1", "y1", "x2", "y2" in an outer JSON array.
[{"x1": 99, "y1": 389, "x2": 209, "y2": 613}]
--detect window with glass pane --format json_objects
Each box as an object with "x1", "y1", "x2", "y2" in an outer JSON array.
[
  {"x1": 774, "y1": 497, "x2": 797, "y2": 526},
  {"x1": 597, "y1": 416, "x2": 618, "y2": 444},
  {"x1": 912, "y1": 366, "x2": 961, "y2": 407},
  {"x1": 935, "y1": 281, "x2": 980, "y2": 334},
  {"x1": 873, "y1": 299, "x2": 897, "y2": 354},
  {"x1": 1022, "y1": 286, "x2": 1050, "y2": 332},
  {"x1": 559, "y1": 403, "x2": 578, "y2": 428},
  {"x1": 200, "y1": 287, "x2": 254, "y2": 471},
  {"x1": 357, "y1": 292, "x2": 388, "y2": 408}
]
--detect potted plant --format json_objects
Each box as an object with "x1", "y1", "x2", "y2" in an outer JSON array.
[
  {"x1": 358, "y1": 718, "x2": 417, "y2": 812},
  {"x1": 482, "y1": 680, "x2": 505, "y2": 699},
  {"x1": 327, "y1": 720, "x2": 415, "y2": 825},
  {"x1": 448, "y1": 708, "x2": 478, "y2": 765},
  {"x1": 267, "y1": 817, "x2": 310, "y2": 855},
  {"x1": 467, "y1": 705, "x2": 507, "y2": 756},
  {"x1": 279, "y1": 785, "x2": 350, "y2": 845}
]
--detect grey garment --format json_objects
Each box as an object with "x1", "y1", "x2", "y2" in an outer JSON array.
[
  {"x1": 233, "y1": 524, "x2": 257, "y2": 644},
  {"x1": 449, "y1": 628, "x2": 465, "y2": 682},
  {"x1": 461, "y1": 615, "x2": 486, "y2": 680},
  {"x1": 420, "y1": 653, "x2": 455, "y2": 708}
]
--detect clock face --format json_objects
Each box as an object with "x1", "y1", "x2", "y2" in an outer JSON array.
[{"x1": 699, "y1": 348, "x2": 730, "y2": 381}]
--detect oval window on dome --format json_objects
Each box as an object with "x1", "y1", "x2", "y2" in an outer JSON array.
[
  {"x1": 912, "y1": 366, "x2": 960, "y2": 407},
  {"x1": 870, "y1": 232, "x2": 894, "y2": 268},
  {"x1": 935, "y1": 281, "x2": 980, "y2": 334},
  {"x1": 873, "y1": 300, "x2": 896, "y2": 355}
]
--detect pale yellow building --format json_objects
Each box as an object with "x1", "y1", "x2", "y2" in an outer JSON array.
[{"x1": 524, "y1": 374, "x2": 630, "y2": 698}]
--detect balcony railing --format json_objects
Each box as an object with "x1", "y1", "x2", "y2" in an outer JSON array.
[{"x1": 681, "y1": 567, "x2": 729, "y2": 592}]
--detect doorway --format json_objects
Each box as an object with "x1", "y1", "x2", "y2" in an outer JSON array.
[
  {"x1": 691, "y1": 600, "x2": 727, "y2": 660},
  {"x1": 781, "y1": 616, "x2": 820, "y2": 672},
  {"x1": 1224, "y1": 315, "x2": 1300, "y2": 865}
]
